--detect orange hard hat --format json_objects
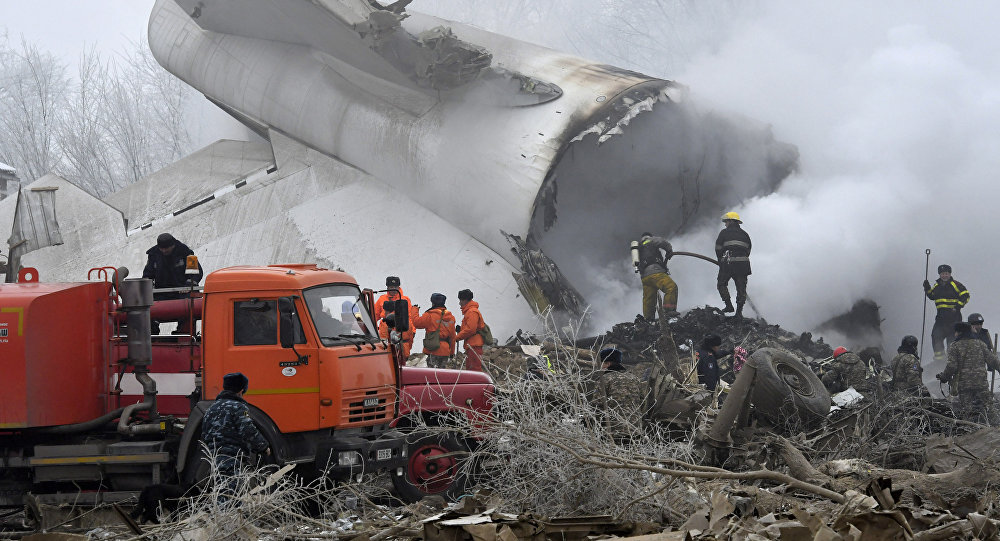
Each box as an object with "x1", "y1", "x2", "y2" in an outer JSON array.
[{"x1": 833, "y1": 347, "x2": 848, "y2": 359}]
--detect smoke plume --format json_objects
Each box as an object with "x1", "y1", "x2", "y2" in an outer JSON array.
[{"x1": 419, "y1": 0, "x2": 1000, "y2": 351}]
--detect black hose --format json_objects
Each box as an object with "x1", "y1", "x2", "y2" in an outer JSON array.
[
  {"x1": 671, "y1": 251, "x2": 719, "y2": 265},
  {"x1": 29, "y1": 406, "x2": 128, "y2": 434}
]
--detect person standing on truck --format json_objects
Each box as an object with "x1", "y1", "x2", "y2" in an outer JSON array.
[
  {"x1": 414, "y1": 293, "x2": 457, "y2": 368},
  {"x1": 715, "y1": 212, "x2": 751, "y2": 318},
  {"x1": 633, "y1": 232, "x2": 677, "y2": 321},
  {"x1": 201, "y1": 372, "x2": 270, "y2": 502},
  {"x1": 454, "y1": 289, "x2": 487, "y2": 372},
  {"x1": 143, "y1": 233, "x2": 204, "y2": 334},
  {"x1": 937, "y1": 322, "x2": 1000, "y2": 412},
  {"x1": 889, "y1": 336, "x2": 928, "y2": 396},
  {"x1": 143, "y1": 233, "x2": 203, "y2": 298},
  {"x1": 924, "y1": 264, "x2": 970, "y2": 362}
]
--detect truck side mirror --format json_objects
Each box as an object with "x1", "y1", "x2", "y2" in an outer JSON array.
[
  {"x1": 393, "y1": 299, "x2": 410, "y2": 332},
  {"x1": 361, "y1": 288, "x2": 375, "y2": 317},
  {"x1": 278, "y1": 297, "x2": 297, "y2": 349}
]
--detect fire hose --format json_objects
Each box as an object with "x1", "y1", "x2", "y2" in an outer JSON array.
[{"x1": 667, "y1": 251, "x2": 763, "y2": 318}]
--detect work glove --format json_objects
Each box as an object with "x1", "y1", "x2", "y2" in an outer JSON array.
[
  {"x1": 455, "y1": 324, "x2": 461, "y2": 334},
  {"x1": 935, "y1": 373, "x2": 944, "y2": 381},
  {"x1": 923, "y1": 279, "x2": 931, "y2": 292}
]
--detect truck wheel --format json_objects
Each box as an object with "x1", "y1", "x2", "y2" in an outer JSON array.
[
  {"x1": 749, "y1": 348, "x2": 831, "y2": 425},
  {"x1": 181, "y1": 446, "x2": 212, "y2": 489},
  {"x1": 392, "y1": 431, "x2": 468, "y2": 503}
]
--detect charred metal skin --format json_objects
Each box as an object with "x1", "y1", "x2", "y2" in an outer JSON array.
[{"x1": 148, "y1": 0, "x2": 797, "y2": 323}]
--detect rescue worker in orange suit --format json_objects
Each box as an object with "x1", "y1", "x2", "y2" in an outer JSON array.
[
  {"x1": 454, "y1": 289, "x2": 486, "y2": 372},
  {"x1": 374, "y1": 276, "x2": 411, "y2": 323},
  {"x1": 924, "y1": 264, "x2": 970, "y2": 362},
  {"x1": 634, "y1": 232, "x2": 677, "y2": 321},
  {"x1": 378, "y1": 300, "x2": 415, "y2": 358},
  {"x1": 715, "y1": 212, "x2": 751, "y2": 318},
  {"x1": 414, "y1": 293, "x2": 457, "y2": 369}
]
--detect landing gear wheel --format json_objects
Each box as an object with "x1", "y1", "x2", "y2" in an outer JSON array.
[
  {"x1": 749, "y1": 348, "x2": 831, "y2": 426},
  {"x1": 392, "y1": 431, "x2": 468, "y2": 503}
]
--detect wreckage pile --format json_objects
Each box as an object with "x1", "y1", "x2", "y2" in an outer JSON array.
[
  {"x1": 7, "y1": 310, "x2": 1000, "y2": 541},
  {"x1": 600, "y1": 306, "x2": 835, "y2": 365}
]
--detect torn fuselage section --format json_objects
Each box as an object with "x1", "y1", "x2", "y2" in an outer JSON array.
[
  {"x1": 503, "y1": 232, "x2": 588, "y2": 329},
  {"x1": 527, "y1": 82, "x2": 799, "y2": 318}
]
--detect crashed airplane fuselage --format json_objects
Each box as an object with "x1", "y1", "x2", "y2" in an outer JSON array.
[{"x1": 148, "y1": 0, "x2": 796, "y2": 322}]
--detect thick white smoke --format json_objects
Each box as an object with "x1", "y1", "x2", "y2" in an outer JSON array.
[{"x1": 418, "y1": 0, "x2": 1000, "y2": 351}]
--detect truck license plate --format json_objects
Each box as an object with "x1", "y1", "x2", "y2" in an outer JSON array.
[{"x1": 377, "y1": 448, "x2": 392, "y2": 461}]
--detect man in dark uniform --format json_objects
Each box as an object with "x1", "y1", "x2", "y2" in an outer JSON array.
[
  {"x1": 142, "y1": 233, "x2": 204, "y2": 300},
  {"x1": 969, "y1": 313, "x2": 993, "y2": 350},
  {"x1": 633, "y1": 232, "x2": 676, "y2": 321},
  {"x1": 924, "y1": 264, "x2": 970, "y2": 362},
  {"x1": 696, "y1": 334, "x2": 731, "y2": 391},
  {"x1": 201, "y1": 373, "x2": 270, "y2": 502},
  {"x1": 715, "y1": 212, "x2": 751, "y2": 318},
  {"x1": 937, "y1": 322, "x2": 999, "y2": 413}
]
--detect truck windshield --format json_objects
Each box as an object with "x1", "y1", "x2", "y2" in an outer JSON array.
[{"x1": 303, "y1": 285, "x2": 378, "y2": 346}]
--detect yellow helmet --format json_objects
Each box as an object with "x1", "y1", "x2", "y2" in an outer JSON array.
[{"x1": 722, "y1": 211, "x2": 742, "y2": 223}]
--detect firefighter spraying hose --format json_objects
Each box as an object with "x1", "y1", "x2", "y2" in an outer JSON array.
[{"x1": 631, "y1": 212, "x2": 760, "y2": 319}]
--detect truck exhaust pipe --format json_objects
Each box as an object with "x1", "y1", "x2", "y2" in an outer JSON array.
[{"x1": 119, "y1": 278, "x2": 158, "y2": 421}]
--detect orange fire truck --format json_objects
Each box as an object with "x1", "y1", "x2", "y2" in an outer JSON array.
[{"x1": 0, "y1": 263, "x2": 493, "y2": 514}]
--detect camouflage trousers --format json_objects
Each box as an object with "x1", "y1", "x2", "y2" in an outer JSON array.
[{"x1": 955, "y1": 390, "x2": 997, "y2": 424}]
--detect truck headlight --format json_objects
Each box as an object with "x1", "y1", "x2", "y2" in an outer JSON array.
[{"x1": 338, "y1": 451, "x2": 360, "y2": 467}]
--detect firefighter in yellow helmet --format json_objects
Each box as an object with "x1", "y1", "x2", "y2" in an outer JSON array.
[{"x1": 715, "y1": 212, "x2": 751, "y2": 318}]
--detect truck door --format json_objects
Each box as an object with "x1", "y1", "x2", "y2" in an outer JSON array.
[
  {"x1": 301, "y1": 286, "x2": 395, "y2": 429},
  {"x1": 229, "y1": 298, "x2": 320, "y2": 433}
]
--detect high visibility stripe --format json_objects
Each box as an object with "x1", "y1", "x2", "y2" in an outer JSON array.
[
  {"x1": 30, "y1": 453, "x2": 170, "y2": 466},
  {"x1": 723, "y1": 241, "x2": 750, "y2": 249},
  {"x1": 727, "y1": 256, "x2": 750, "y2": 262},
  {"x1": 245, "y1": 387, "x2": 320, "y2": 396},
  {"x1": 0, "y1": 422, "x2": 26, "y2": 429}
]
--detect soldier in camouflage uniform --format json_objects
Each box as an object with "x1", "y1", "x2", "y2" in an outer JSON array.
[
  {"x1": 821, "y1": 347, "x2": 877, "y2": 397},
  {"x1": 937, "y1": 322, "x2": 1000, "y2": 410},
  {"x1": 597, "y1": 348, "x2": 646, "y2": 435},
  {"x1": 889, "y1": 335, "x2": 928, "y2": 396},
  {"x1": 202, "y1": 372, "x2": 270, "y2": 497}
]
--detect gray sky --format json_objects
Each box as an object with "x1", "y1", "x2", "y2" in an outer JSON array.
[
  {"x1": 2, "y1": 1, "x2": 154, "y2": 60},
  {"x1": 3, "y1": 1, "x2": 250, "y2": 146}
]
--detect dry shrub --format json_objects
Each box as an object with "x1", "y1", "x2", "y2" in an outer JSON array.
[
  {"x1": 433, "y1": 310, "x2": 708, "y2": 523},
  {"x1": 125, "y1": 446, "x2": 396, "y2": 541}
]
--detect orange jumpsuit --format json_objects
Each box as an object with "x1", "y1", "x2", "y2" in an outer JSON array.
[
  {"x1": 455, "y1": 300, "x2": 486, "y2": 371},
  {"x1": 414, "y1": 307, "x2": 457, "y2": 367}
]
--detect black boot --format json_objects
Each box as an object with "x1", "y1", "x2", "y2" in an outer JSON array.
[
  {"x1": 734, "y1": 303, "x2": 744, "y2": 319},
  {"x1": 722, "y1": 299, "x2": 735, "y2": 313}
]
